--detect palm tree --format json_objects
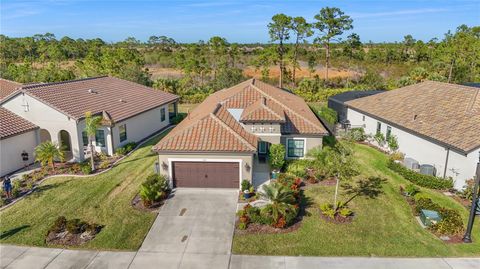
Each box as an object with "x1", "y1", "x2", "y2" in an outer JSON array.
[
  {"x1": 34, "y1": 141, "x2": 65, "y2": 170},
  {"x1": 85, "y1": 111, "x2": 102, "y2": 171},
  {"x1": 261, "y1": 182, "x2": 296, "y2": 223}
]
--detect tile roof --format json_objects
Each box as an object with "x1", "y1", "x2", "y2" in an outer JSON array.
[
  {"x1": 0, "y1": 79, "x2": 22, "y2": 100},
  {"x1": 0, "y1": 107, "x2": 38, "y2": 139},
  {"x1": 154, "y1": 79, "x2": 328, "y2": 153},
  {"x1": 346, "y1": 81, "x2": 480, "y2": 154},
  {"x1": 9, "y1": 76, "x2": 179, "y2": 122}
]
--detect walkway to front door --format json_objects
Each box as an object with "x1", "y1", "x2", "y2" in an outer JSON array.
[{"x1": 135, "y1": 188, "x2": 238, "y2": 268}]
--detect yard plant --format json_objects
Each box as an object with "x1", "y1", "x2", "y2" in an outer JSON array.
[{"x1": 34, "y1": 141, "x2": 65, "y2": 170}]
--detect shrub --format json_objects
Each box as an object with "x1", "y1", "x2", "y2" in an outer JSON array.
[
  {"x1": 81, "y1": 163, "x2": 92, "y2": 175},
  {"x1": 66, "y1": 219, "x2": 88, "y2": 234},
  {"x1": 339, "y1": 207, "x2": 353, "y2": 217},
  {"x1": 268, "y1": 144, "x2": 286, "y2": 171},
  {"x1": 347, "y1": 128, "x2": 366, "y2": 142},
  {"x1": 320, "y1": 202, "x2": 353, "y2": 219},
  {"x1": 285, "y1": 160, "x2": 309, "y2": 179},
  {"x1": 459, "y1": 179, "x2": 476, "y2": 200},
  {"x1": 320, "y1": 203, "x2": 336, "y2": 219},
  {"x1": 70, "y1": 163, "x2": 81, "y2": 174},
  {"x1": 171, "y1": 114, "x2": 185, "y2": 124},
  {"x1": 415, "y1": 197, "x2": 442, "y2": 214},
  {"x1": 387, "y1": 160, "x2": 453, "y2": 190},
  {"x1": 374, "y1": 132, "x2": 386, "y2": 146},
  {"x1": 413, "y1": 192, "x2": 430, "y2": 201},
  {"x1": 139, "y1": 174, "x2": 170, "y2": 206},
  {"x1": 405, "y1": 184, "x2": 419, "y2": 196},
  {"x1": 387, "y1": 135, "x2": 399, "y2": 151},
  {"x1": 241, "y1": 180, "x2": 252, "y2": 192},
  {"x1": 432, "y1": 208, "x2": 464, "y2": 235},
  {"x1": 389, "y1": 151, "x2": 405, "y2": 161},
  {"x1": 115, "y1": 147, "x2": 127, "y2": 156},
  {"x1": 49, "y1": 216, "x2": 67, "y2": 234},
  {"x1": 116, "y1": 142, "x2": 137, "y2": 156},
  {"x1": 98, "y1": 160, "x2": 110, "y2": 169}
]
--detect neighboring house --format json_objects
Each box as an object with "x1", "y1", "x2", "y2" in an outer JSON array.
[
  {"x1": 154, "y1": 79, "x2": 329, "y2": 189},
  {"x1": 346, "y1": 81, "x2": 480, "y2": 190},
  {"x1": 0, "y1": 78, "x2": 22, "y2": 101},
  {"x1": 1, "y1": 76, "x2": 179, "y2": 164},
  {"x1": 328, "y1": 90, "x2": 384, "y2": 124},
  {"x1": 0, "y1": 108, "x2": 39, "y2": 176}
]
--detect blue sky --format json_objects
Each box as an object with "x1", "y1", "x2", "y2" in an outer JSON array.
[{"x1": 1, "y1": 0, "x2": 479, "y2": 43}]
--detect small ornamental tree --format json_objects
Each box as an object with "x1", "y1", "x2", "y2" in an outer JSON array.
[
  {"x1": 34, "y1": 141, "x2": 65, "y2": 170},
  {"x1": 85, "y1": 111, "x2": 102, "y2": 171},
  {"x1": 268, "y1": 144, "x2": 286, "y2": 172},
  {"x1": 387, "y1": 135, "x2": 399, "y2": 151}
]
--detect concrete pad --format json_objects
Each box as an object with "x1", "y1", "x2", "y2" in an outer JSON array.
[
  {"x1": 6, "y1": 247, "x2": 62, "y2": 269},
  {"x1": 129, "y1": 252, "x2": 182, "y2": 269},
  {"x1": 0, "y1": 245, "x2": 29, "y2": 268},
  {"x1": 284, "y1": 257, "x2": 453, "y2": 269},
  {"x1": 444, "y1": 258, "x2": 480, "y2": 269},
  {"x1": 85, "y1": 251, "x2": 136, "y2": 269},
  {"x1": 229, "y1": 255, "x2": 285, "y2": 269},
  {"x1": 179, "y1": 253, "x2": 230, "y2": 269},
  {"x1": 45, "y1": 249, "x2": 97, "y2": 269}
]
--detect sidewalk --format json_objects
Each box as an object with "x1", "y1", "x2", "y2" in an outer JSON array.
[{"x1": 1, "y1": 245, "x2": 479, "y2": 269}]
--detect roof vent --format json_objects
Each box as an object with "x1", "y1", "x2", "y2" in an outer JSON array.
[
  {"x1": 119, "y1": 99, "x2": 126, "y2": 103},
  {"x1": 413, "y1": 114, "x2": 418, "y2": 120},
  {"x1": 261, "y1": 96, "x2": 267, "y2": 105},
  {"x1": 88, "y1": 89, "x2": 98, "y2": 94}
]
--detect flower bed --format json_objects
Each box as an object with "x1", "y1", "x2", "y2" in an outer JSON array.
[
  {"x1": 46, "y1": 216, "x2": 103, "y2": 246},
  {"x1": 388, "y1": 159, "x2": 453, "y2": 190}
]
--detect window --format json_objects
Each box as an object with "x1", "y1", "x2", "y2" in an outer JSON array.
[
  {"x1": 251, "y1": 126, "x2": 257, "y2": 132},
  {"x1": 160, "y1": 108, "x2": 166, "y2": 122},
  {"x1": 287, "y1": 139, "x2": 305, "y2": 158},
  {"x1": 258, "y1": 141, "x2": 268, "y2": 154},
  {"x1": 386, "y1": 126, "x2": 392, "y2": 139},
  {"x1": 376, "y1": 122, "x2": 382, "y2": 134},
  {"x1": 269, "y1": 127, "x2": 275, "y2": 133},
  {"x1": 95, "y1": 130, "x2": 105, "y2": 147},
  {"x1": 82, "y1": 131, "x2": 88, "y2": 146},
  {"x1": 119, "y1": 124, "x2": 127, "y2": 142}
]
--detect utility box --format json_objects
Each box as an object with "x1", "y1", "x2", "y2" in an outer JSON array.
[
  {"x1": 404, "y1": 158, "x2": 419, "y2": 170},
  {"x1": 420, "y1": 209, "x2": 442, "y2": 226}
]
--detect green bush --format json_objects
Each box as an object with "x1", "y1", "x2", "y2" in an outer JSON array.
[
  {"x1": 115, "y1": 147, "x2": 127, "y2": 156},
  {"x1": 66, "y1": 219, "x2": 88, "y2": 234},
  {"x1": 171, "y1": 114, "x2": 185, "y2": 124},
  {"x1": 374, "y1": 132, "x2": 386, "y2": 146},
  {"x1": 387, "y1": 135, "x2": 399, "y2": 151},
  {"x1": 433, "y1": 208, "x2": 464, "y2": 235},
  {"x1": 116, "y1": 142, "x2": 138, "y2": 156},
  {"x1": 405, "y1": 184, "x2": 419, "y2": 196},
  {"x1": 415, "y1": 197, "x2": 441, "y2": 214},
  {"x1": 311, "y1": 105, "x2": 337, "y2": 125},
  {"x1": 139, "y1": 174, "x2": 170, "y2": 206},
  {"x1": 346, "y1": 128, "x2": 366, "y2": 142},
  {"x1": 285, "y1": 160, "x2": 309, "y2": 178},
  {"x1": 80, "y1": 163, "x2": 92, "y2": 175},
  {"x1": 241, "y1": 180, "x2": 252, "y2": 192},
  {"x1": 268, "y1": 144, "x2": 286, "y2": 171},
  {"x1": 388, "y1": 160, "x2": 453, "y2": 190}
]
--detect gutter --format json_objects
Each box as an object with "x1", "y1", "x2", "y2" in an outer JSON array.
[{"x1": 443, "y1": 148, "x2": 450, "y2": 178}]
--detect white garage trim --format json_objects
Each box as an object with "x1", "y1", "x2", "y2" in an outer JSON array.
[{"x1": 167, "y1": 158, "x2": 243, "y2": 189}]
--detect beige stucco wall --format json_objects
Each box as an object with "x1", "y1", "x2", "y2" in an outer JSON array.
[
  {"x1": 2, "y1": 93, "x2": 83, "y2": 161},
  {"x1": 0, "y1": 130, "x2": 39, "y2": 176},
  {"x1": 157, "y1": 152, "x2": 254, "y2": 189},
  {"x1": 244, "y1": 123, "x2": 281, "y2": 135}
]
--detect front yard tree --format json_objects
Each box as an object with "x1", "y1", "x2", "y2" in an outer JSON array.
[
  {"x1": 290, "y1": 16, "x2": 313, "y2": 85},
  {"x1": 313, "y1": 7, "x2": 353, "y2": 82},
  {"x1": 34, "y1": 141, "x2": 64, "y2": 170},
  {"x1": 85, "y1": 111, "x2": 102, "y2": 171},
  {"x1": 268, "y1": 143, "x2": 286, "y2": 172},
  {"x1": 268, "y1": 13, "x2": 292, "y2": 88}
]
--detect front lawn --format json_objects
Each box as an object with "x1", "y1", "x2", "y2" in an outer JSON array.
[
  {"x1": 232, "y1": 144, "x2": 480, "y2": 257},
  {"x1": 0, "y1": 131, "x2": 169, "y2": 250}
]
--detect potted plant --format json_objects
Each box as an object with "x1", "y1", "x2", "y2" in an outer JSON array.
[
  {"x1": 241, "y1": 180, "x2": 252, "y2": 199},
  {"x1": 268, "y1": 144, "x2": 286, "y2": 179}
]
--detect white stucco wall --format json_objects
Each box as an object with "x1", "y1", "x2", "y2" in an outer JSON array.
[
  {"x1": 347, "y1": 108, "x2": 478, "y2": 189},
  {"x1": 2, "y1": 93, "x2": 83, "y2": 161},
  {"x1": 0, "y1": 130, "x2": 39, "y2": 176}
]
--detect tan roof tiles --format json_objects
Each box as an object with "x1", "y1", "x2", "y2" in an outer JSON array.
[
  {"x1": 346, "y1": 81, "x2": 480, "y2": 154},
  {"x1": 154, "y1": 79, "x2": 328, "y2": 153},
  {"x1": 0, "y1": 107, "x2": 38, "y2": 139},
  {"x1": 0, "y1": 79, "x2": 22, "y2": 100}
]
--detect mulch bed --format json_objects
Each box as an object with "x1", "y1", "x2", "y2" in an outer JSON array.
[
  {"x1": 237, "y1": 191, "x2": 258, "y2": 203},
  {"x1": 319, "y1": 211, "x2": 354, "y2": 224},
  {"x1": 131, "y1": 194, "x2": 167, "y2": 212},
  {"x1": 46, "y1": 230, "x2": 98, "y2": 246},
  {"x1": 234, "y1": 218, "x2": 303, "y2": 235}
]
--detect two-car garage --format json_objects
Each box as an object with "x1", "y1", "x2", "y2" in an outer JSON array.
[{"x1": 171, "y1": 161, "x2": 240, "y2": 188}]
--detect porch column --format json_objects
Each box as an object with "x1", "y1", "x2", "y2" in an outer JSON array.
[{"x1": 106, "y1": 127, "x2": 114, "y2": 156}]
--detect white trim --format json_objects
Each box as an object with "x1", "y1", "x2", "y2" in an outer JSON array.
[
  {"x1": 286, "y1": 138, "x2": 307, "y2": 159},
  {"x1": 255, "y1": 133, "x2": 281, "y2": 136},
  {"x1": 167, "y1": 158, "x2": 243, "y2": 189}
]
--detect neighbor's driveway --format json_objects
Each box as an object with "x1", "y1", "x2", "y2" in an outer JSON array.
[{"x1": 132, "y1": 188, "x2": 238, "y2": 268}]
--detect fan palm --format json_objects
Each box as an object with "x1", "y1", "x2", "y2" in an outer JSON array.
[
  {"x1": 34, "y1": 141, "x2": 65, "y2": 170},
  {"x1": 261, "y1": 182, "x2": 296, "y2": 223},
  {"x1": 85, "y1": 111, "x2": 102, "y2": 171}
]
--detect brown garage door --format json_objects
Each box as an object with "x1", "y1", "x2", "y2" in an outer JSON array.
[{"x1": 172, "y1": 162, "x2": 239, "y2": 188}]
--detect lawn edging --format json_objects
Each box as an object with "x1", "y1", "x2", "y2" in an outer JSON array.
[{"x1": 0, "y1": 125, "x2": 174, "y2": 212}]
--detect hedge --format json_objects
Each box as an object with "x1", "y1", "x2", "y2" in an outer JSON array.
[{"x1": 387, "y1": 160, "x2": 453, "y2": 190}]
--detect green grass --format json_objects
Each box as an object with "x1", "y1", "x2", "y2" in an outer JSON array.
[
  {"x1": 0, "y1": 131, "x2": 169, "y2": 250},
  {"x1": 232, "y1": 144, "x2": 480, "y2": 257}
]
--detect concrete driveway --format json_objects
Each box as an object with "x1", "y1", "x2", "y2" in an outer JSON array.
[{"x1": 133, "y1": 188, "x2": 238, "y2": 269}]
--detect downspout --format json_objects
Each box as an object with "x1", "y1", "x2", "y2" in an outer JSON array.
[{"x1": 443, "y1": 148, "x2": 450, "y2": 178}]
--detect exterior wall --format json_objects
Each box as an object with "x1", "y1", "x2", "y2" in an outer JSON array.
[
  {"x1": 244, "y1": 123, "x2": 281, "y2": 135},
  {"x1": 2, "y1": 93, "x2": 83, "y2": 161},
  {"x1": 158, "y1": 152, "x2": 254, "y2": 189},
  {"x1": 112, "y1": 104, "x2": 171, "y2": 151},
  {"x1": 280, "y1": 135, "x2": 323, "y2": 159},
  {"x1": 347, "y1": 108, "x2": 477, "y2": 189},
  {"x1": 0, "y1": 130, "x2": 39, "y2": 176}
]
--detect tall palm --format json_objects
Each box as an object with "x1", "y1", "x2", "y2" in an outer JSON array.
[
  {"x1": 34, "y1": 141, "x2": 65, "y2": 170},
  {"x1": 261, "y1": 182, "x2": 296, "y2": 223},
  {"x1": 85, "y1": 111, "x2": 102, "y2": 171}
]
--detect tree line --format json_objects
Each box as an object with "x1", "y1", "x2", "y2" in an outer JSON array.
[{"x1": 0, "y1": 6, "x2": 478, "y2": 103}]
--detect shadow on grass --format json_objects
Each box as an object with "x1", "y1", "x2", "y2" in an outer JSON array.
[
  {"x1": 30, "y1": 183, "x2": 63, "y2": 198},
  {"x1": 0, "y1": 225, "x2": 30, "y2": 240},
  {"x1": 342, "y1": 176, "x2": 387, "y2": 206}
]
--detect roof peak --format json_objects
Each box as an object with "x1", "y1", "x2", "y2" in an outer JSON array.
[{"x1": 21, "y1": 76, "x2": 108, "y2": 90}]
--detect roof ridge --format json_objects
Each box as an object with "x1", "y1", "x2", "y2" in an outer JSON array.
[
  {"x1": 250, "y1": 82, "x2": 323, "y2": 132},
  {"x1": 21, "y1": 76, "x2": 108, "y2": 90},
  {"x1": 210, "y1": 112, "x2": 257, "y2": 151},
  {"x1": 260, "y1": 100, "x2": 284, "y2": 120},
  {"x1": 466, "y1": 87, "x2": 480, "y2": 115}
]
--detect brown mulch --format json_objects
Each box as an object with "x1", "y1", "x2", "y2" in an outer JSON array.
[
  {"x1": 319, "y1": 211, "x2": 354, "y2": 224},
  {"x1": 234, "y1": 219, "x2": 303, "y2": 235},
  {"x1": 131, "y1": 193, "x2": 167, "y2": 212},
  {"x1": 319, "y1": 179, "x2": 337, "y2": 186},
  {"x1": 440, "y1": 234, "x2": 464, "y2": 244},
  {"x1": 46, "y1": 230, "x2": 96, "y2": 246}
]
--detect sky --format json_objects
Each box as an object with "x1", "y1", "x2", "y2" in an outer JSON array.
[{"x1": 1, "y1": 0, "x2": 479, "y2": 43}]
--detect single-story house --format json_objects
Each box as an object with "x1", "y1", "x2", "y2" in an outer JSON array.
[
  {"x1": 0, "y1": 107, "x2": 39, "y2": 176},
  {"x1": 346, "y1": 81, "x2": 480, "y2": 190},
  {"x1": 154, "y1": 79, "x2": 329, "y2": 189},
  {"x1": 328, "y1": 90, "x2": 384, "y2": 124},
  {"x1": 0, "y1": 76, "x2": 179, "y2": 165}
]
